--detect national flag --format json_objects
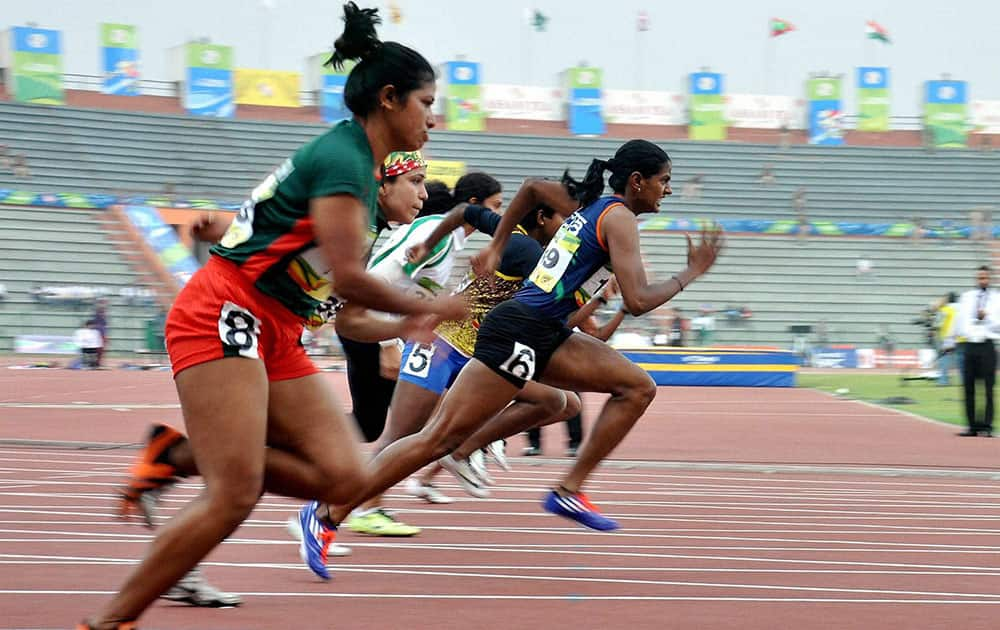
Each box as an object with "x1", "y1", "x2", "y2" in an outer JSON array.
[
  {"x1": 637, "y1": 10, "x2": 650, "y2": 32},
  {"x1": 866, "y1": 20, "x2": 890, "y2": 44},
  {"x1": 770, "y1": 18, "x2": 795, "y2": 37},
  {"x1": 526, "y1": 8, "x2": 548, "y2": 32}
]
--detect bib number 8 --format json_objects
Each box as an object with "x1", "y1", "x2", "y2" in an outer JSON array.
[
  {"x1": 218, "y1": 301, "x2": 261, "y2": 359},
  {"x1": 402, "y1": 343, "x2": 435, "y2": 379}
]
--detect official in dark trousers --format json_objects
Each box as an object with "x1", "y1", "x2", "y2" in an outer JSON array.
[{"x1": 956, "y1": 265, "x2": 999, "y2": 437}]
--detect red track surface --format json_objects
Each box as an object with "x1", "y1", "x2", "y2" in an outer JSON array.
[{"x1": 1, "y1": 368, "x2": 999, "y2": 629}]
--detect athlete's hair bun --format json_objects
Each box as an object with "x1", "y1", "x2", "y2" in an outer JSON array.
[{"x1": 328, "y1": 2, "x2": 383, "y2": 70}]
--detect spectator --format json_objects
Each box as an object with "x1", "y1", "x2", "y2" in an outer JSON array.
[
  {"x1": 12, "y1": 154, "x2": 29, "y2": 179},
  {"x1": 758, "y1": 164, "x2": 776, "y2": 186},
  {"x1": 0, "y1": 144, "x2": 11, "y2": 171},
  {"x1": 793, "y1": 187, "x2": 808, "y2": 242},
  {"x1": 912, "y1": 216, "x2": 927, "y2": 242},
  {"x1": 980, "y1": 134, "x2": 992, "y2": 153},
  {"x1": 681, "y1": 174, "x2": 704, "y2": 200},
  {"x1": 856, "y1": 256, "x2": 874, "y2": 278},
  {"x1": 877, "y1": 325, "x2": 896, "y2": 368},
  {"x1": 937, "y1": 292, "x2": 960, "y2": 386},
  {"x1": 691, "y1": 306, "x2": 716, "y2": 346},
  {"x1": 779, "y1": 123, "x2": 791, "y2": 149},
  {"x1": 0, "y1": 282, "x2": 7, "y2": 302},
  {"x1": 955, "y1": 265, "x2": 999, "y2": 436},
  {"x1": 92, "y1": 298, "x2": 109, "y2": 367},
  {"x1": 669, "y1": 307, "x2": 688, "y2": 347},
  {"x1": 73, "y1": 320, "x2": 104, "y2": 369},
  {"x1": 815, "y1": 319, "x2": 830, "y2": 348}
]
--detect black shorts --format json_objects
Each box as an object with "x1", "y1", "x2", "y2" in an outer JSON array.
[
  {"x1": 473, "y1": 299, "x2": 573, "y2": 388},
  {"x1": 338, "y1": 333, "x2": 395, "y2": 443}
]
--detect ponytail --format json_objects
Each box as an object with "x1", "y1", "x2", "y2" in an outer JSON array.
[
  {"x1": 571, "y1": 159, "x2": 611, "y2": 208},
  {"x1": 325, "y1": 2, "x2": 435, "y2": 117}
]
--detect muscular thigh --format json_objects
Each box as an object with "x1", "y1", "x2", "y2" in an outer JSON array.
[
  {"x1": 266, "y1": 373, "x2": 366, "y2": 481},
  {"x1": 540, "y1": 332, "x2": 653, "y2": 395}
]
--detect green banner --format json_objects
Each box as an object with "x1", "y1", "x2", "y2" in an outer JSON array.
[
  {"x1": 924, "y1": 81, "x2": 968, "y2": 148},
  {"x1": 186, "y1": 43, "x2": 233, "y2": 70},
  {"x1": 100, "y1": 23, "x2": 137, "y2": 48},
  {"x1": 10, "y1": 27, "x2": 64, "y2": 105},
  {"x1": 856, "y1": 68, "x2": 890, "y2": 132},
  {"x1": 444, "y1": 61, "x2": 484, "y2": 132},
  {"x1": 688, "y1": 72, "x2": 725, "y2": 141}
]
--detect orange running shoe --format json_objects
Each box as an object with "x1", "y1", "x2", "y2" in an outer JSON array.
[
  {"x1": 118, "y1": 424, "x2": 186, "y2": 527},
  {"x1": 76, "y1": 622, "x2": 137, "y2": 629}
]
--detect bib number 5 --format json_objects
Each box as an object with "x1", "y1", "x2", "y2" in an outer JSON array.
[{"x1": 402, "y1": 343, "x2": 435, "y2": 379}]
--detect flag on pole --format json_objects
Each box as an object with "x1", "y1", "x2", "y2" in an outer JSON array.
[
  {"x1": 770, "y1": 18, "x2": 795, "y2": 37},
  {"x1": 866, "y1": 20, "x2": 890, "y2": 44},
  {"x1": 637, "y1": 10, "x2": 650, "y2": 32},
  {"x1": 527, "y1": 8, "x2": 549, "y2": 32}
]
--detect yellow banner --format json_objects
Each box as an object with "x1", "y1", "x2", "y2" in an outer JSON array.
[
  {"x1": 426, "y1": 160, "x2": 466, "y2": 188},
  {"x1": 234, "y1": 69, "x2": 300, "y2": 107}
]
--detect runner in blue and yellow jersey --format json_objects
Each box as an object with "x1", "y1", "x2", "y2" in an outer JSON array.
[{"x1": 317, "y1": 140, "x2": 723, "y2": 548}]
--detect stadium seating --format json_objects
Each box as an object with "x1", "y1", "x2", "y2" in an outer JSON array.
[
  {"x1": 0, "y1": 101, "x2": 994, "y2": 350},
  {"x1": 0, "y1": 204, "x2": 162, "y2": 353}
]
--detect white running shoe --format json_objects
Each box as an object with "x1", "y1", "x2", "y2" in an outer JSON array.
[
  {"x1": 285, "y1": 515, "x2": 352, "y2": 556},
  {"x1": 486, "y1": 439, "x2": 510, "y2": 471},
  {"x1": 405, "y1": 477, "x2": 455, "y2": 504},
  {"x1": 162, "y1": 567, "x2": 243, "y2": 607},
  {"x1": 440, "y1": 455, "x2": 491, "y2": 498},
  {"x1": 469, "y1": 450, "x2": 495, "y2": 486}
]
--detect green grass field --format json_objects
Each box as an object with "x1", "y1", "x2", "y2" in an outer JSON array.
[{"x1": 796, "y1": 373, "x2": 983, "y2": 426}]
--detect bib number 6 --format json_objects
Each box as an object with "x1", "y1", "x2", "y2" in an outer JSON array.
[
  {"x1": 499, "y1": 341, "x2": 537, "y2": 382},
  {"x1": 218, "y1": 301, "x2": 261, "y2": 359}
]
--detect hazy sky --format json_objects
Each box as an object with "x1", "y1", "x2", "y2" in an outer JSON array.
[{"x1": 6, "y1": 0, "x2": 998, "y2": 116}]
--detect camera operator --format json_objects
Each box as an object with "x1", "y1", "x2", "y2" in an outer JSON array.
[{"x1": 955, "y1": 265, "x2": 1000, "y2": 437}]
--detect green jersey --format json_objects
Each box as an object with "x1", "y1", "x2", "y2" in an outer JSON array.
[{"x1": 211, "y1": 119, "x2": 381, "y2": 326}]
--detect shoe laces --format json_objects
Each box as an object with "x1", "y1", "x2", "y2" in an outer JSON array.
[{"x1": 318, "y1": 527, "x2": 337, "y2": 563}]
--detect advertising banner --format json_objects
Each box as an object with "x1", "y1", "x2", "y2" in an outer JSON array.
[
  {"x1": 924, "y1": 80, "x2": 968, "y2": 148},
  {"x1": 603, "y1": 90, "x2": 684, "y2": 126},
  {"x1": 316, "y1": 57, "x2": 352, "y2": 124},
  {"x1": 124, "y1": 205, "x2": 200, "y2": 286},
  {"x1": 10, "y1": 26, "x2": 64, "y2": 104},
  {"x1": 234, "y1": 69, "x2": 300, "y2": 107},
  {"x1": 183, "y1": 43, "x2": 234, "y2": 118},
  {"x1": 856, "y1": 67, "x2": 889, "y2": 132},
  {"x1": 810, "y1": 346, "x2": 859, "y2": 368},
  {"x1": 482, "y1": 84, "x2": 563, "y2": 121},
  {"x1": 725, "y1": 93, "x2": 802, "y2": 129},
  {"x1": 689, "y1": 72, "x2": 725, "y2": 140},
  {"x1": 972, "y1": 100, "x2": 1000, "y2": 134},
  {"x1": 444, "y1": 61, "x2": 484, "y2": 131},
  {"x1": 100, "y1": 23, "x2": 139, "y2": 96},
  {"x1": 566, "y1": 67, "x2": 605, "y2": 135},
  {"x1": 425, "y1": 160, "x2": 466, "y2": 188},
  {"x1": 806, "y1": 77, "x2": 844, "y2": 145}
]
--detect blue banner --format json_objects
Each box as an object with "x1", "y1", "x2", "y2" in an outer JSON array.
[
  {"x1": 103, "y1": 47, "x2": 139, "y2": 95},
  {"x1": 186, "y1": 67, "x2": 234, "y2": 117},
  {"x1": 620, "y1": 348, "x2": 798, "y2": 387},
  {"x1": 806, "y1": 77, "x2": 844, "y2": 146},
  {"x1": 567, "y1": 67, "x2": 604, "y2": 136},
  {"x1": 809, "y1": 347, "x2": 859, "y2": 369},
  {"x1": 124, "y1": 205, "x2": 200, "y2": 286},
  {"x1": 13, "y1": 26, "x2": 61, "y2": 54},
  {"x1": 320, "y1": 73, "x2": 350, "y2": 124},
  {"x1": 925, "y1": 80, "x2": 967, "y2": 104}
]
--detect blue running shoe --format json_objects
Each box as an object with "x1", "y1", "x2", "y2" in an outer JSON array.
[
  {"x1": 298, "y1": 500, "x2": 337, "y2": 580},
  {"x1": 542, "y1": 490, "x2": 620, "y2": 531}
]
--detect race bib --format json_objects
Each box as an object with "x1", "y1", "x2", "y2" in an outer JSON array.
[
  {"x1": 528, "y1": 228, "x2": 581, "y2": 293},
  {"x1": 402, "y1": 343, "x2": 435, "y2": 379}
]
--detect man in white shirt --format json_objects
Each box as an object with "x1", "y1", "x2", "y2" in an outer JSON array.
[
  {"x1": 73, "y1": 319, "x2": 103, "y2": 369},
  {"x1": 955, "y1": 265, "x2": 1000, "y2": 436}
]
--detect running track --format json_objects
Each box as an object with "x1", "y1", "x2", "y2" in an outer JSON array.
[{"x1": 1, "y1": 368, "x2": 999, "y2": 629}]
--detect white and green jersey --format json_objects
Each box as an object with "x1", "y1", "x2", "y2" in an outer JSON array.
[{"x1": 367, "y1": 214, "x2": 467, "y2": 300}]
